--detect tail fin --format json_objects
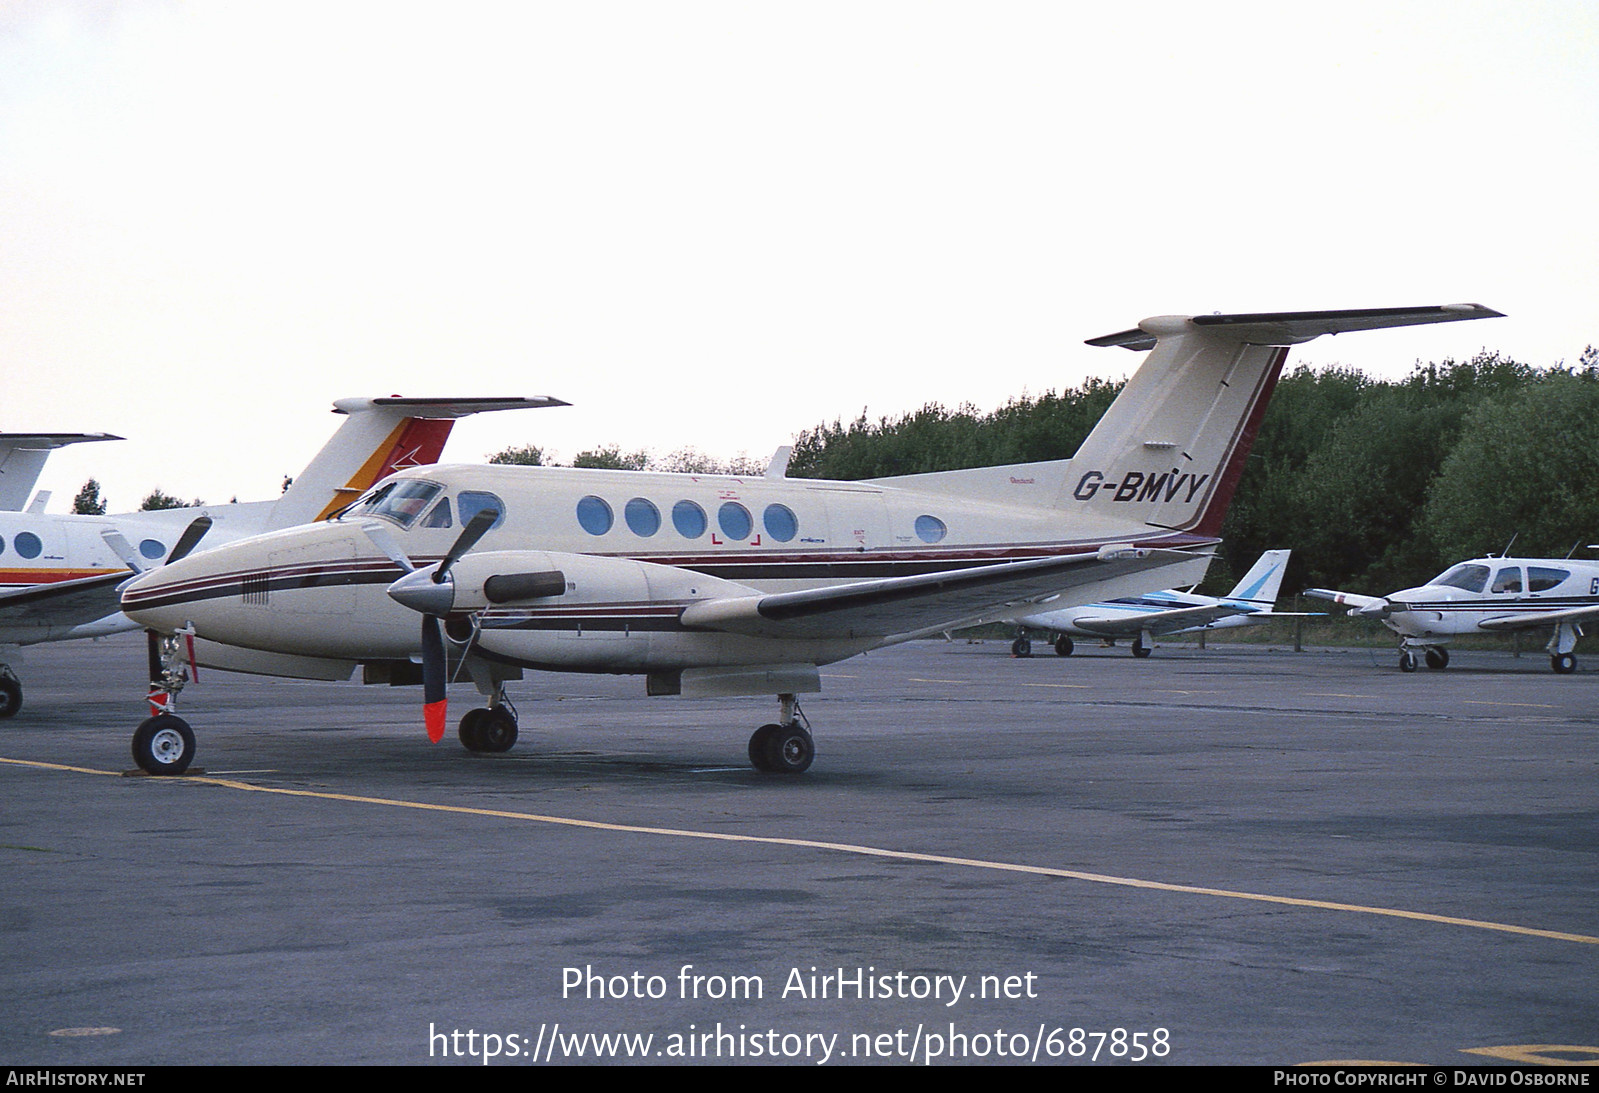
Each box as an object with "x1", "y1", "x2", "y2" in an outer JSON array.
[
  {"x1": 0, "y1": 433, "x2": 121, "y2": 511},
  {"x1": 1064, "y1": 304, "x2": 1502, "y2": 536},
  {"x1": 1225, "y1": 549, "x2": 1291, "y2": 606},
  {"x1": 268, "y1": 397, "x2": 569, "y2": 528}
]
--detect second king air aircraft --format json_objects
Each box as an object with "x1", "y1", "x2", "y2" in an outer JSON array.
[{"x1": 121, "y1": 304, "x2": 1501, "y2": 775}]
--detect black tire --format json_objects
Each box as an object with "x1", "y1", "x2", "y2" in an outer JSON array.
[
  {"x1": 1399, "y1": 651, "x2": 1419, "y2": 673},
  {"x1": 1053, "y1": 636, "x2": 1074, "y2": 657},
  {"x1": 763, "y1": 725, "x2": 815, "y2": 774},
  {"x1": 1011, "y1": 637, "x2": 1032, "y2": 658},
  {"x1": 1425, "y1": 647, "x2": 1449, "y2": 670},
  {"x1": 131, "y1": 714, "x2": 195, "y2": 775},
  {"x1": 0, "y1": 674, "x2": 20, "y2": 719},
  {"x1": 478, "y1": 708, "x2": 518, "y2": 753},
  {"x1": 1131, "y1": 641, "x2": 1152, "y2": 659},
  {"x1": 458, "y1": 708, "x2": 487, "y2": 751},
  {"x1": 748, "y1": 723, "x2": 782, "y2": 771},
  {"x1": 1552, "y1": 653, "x2": 1577, "y2": 675}
]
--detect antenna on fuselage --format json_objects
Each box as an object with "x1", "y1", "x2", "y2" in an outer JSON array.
[{"x1": 1496, "y1": 532, "x2": 1517, "y2": 558}]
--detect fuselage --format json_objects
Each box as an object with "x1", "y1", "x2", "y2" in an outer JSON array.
[
  {"x1": 121, "y1": 462, "x2": 1215, "y2": 673},
  {"x1": 1380, "y1": 558, "x2": 1599, "y2": 640}
]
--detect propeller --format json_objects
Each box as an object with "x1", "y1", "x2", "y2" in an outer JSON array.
[{"x1": 364, "y1": 508, "x2": 499, "y2": 742}]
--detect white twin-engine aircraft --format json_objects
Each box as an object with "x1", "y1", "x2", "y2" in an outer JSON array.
[
  {"x1": 120, "y1": 304, "x2": 1501, "y2": 776},
  {"x1": 0, "y1": 397, "x2": 563, "y2": 717},
  {"x1": 1307, "y1": 554, "x2": 1599, "y2": 674},
  {"x1": 1010, "y1": 549, "x2": 1295, "y2": 658}
]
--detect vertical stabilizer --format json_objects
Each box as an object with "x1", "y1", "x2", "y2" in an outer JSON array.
[
  {"x1": 267, "y1": 397, "x2": 569, "y2": 529},
  {"x1": 1065, "y1": 305, "x2": 1502, "y2": 536},
  {"x1": 1225, "y1": 549, "x2": 1291, "y2": 606},
  {"x1": 0, "y1": 434, "x2": 121, "y2": 511}
]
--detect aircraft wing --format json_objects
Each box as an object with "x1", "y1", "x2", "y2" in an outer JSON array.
[
  {"x1": 0, "y1": 571, "x2": 128, "y2": 629},
  {"x1": 1069, "y1": 602, "x2": 1254, "y2": 638},
  {"x1": 679, "y1": 548, "x2": 1208, "y2": 641},
  {"x1": 1474, "y1": 603, "x2": 1599, "y2": 632}
]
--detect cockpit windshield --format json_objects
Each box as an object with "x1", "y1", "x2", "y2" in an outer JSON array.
[
  {"x1": 1432, "y1": 563, "x2": 1490, "y2": 593},
  {"x1": 347, "y1": 480, "x2": 444, "y2": 528}
]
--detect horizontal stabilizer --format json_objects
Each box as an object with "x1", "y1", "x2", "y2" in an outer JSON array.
[{"x1": 1087, "y1": 304, "x2": 1502, "y2": 350}]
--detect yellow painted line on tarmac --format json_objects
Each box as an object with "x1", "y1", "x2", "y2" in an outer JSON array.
[
  {"x1": 5, "y1": 754, "x2": 1597, "y2": 947},
  {"x1": 906, "y1": 677, "x2": 967, "y2": 684},
  {"x1": 1304, "y1": 693, "x2": 1377, "y2": 699},
  {"x1": 1462, "y1": 700, "x2": 1557, "y2": 710},
  {"x1": 1020, "y1": 682, "x2": 1091, "y2": 690}
]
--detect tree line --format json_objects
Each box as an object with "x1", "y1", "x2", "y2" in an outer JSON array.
[{"x1": 786, "y1": 349, "x2": 1599, "y2": 595}]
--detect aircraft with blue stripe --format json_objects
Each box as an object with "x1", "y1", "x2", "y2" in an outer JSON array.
[{"x1": 1011, "y1": 549, "x2": 1295, "y2": 658}]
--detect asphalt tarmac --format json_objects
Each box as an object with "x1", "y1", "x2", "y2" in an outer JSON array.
[{"x1": 1, "y1": 633, "x2": 1596, "y2": 1066}]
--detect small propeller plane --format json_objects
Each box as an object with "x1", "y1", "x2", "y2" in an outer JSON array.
[
  {"x1": 118, "y1": 304, "x2": 1501, "y2": 775},
  {"x1": 0, "y1": 397, "x2": 563, "y2": 717},
  {"x1": 1307, "y1": 553, "x2": 1599, "y2": 673},
  {"x1": 1009, "y1": 548, "x2": 1296, "y2": 658}
]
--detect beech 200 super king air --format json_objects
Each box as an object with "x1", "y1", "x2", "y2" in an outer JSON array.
[
  {"x1": 0, "y1": 396, "x2": 563, "y2": 716},
  {"x1": 1009, "y1": 549, "x2": 1295, "y2": 658},
  {"x1": 1307, "y1": 553, "x2": 1599, "y2": 673},
  {"x1": 120, "y1": 304, "x2": 1501, "y2": 776}
]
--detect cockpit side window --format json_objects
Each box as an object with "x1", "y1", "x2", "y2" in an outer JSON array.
[
  {"x1": 1528, "y1": 567, "x2": 1569, "y2": 592},
  {"x1": 1434, "y1": 564, "x2": 1490, "y2": 593},
  {"x1": 423, "y1": 497, "x2": 453, "y2": 528},
  {"x1": 459, "y1": 491, "x2": 506, "y2": 530},
  {"x1": 1491, "y1": 567, "x2": 1523, "y2": 594},
  {"x1": 359, "y1": 480, "x2": 443, "y2": 528}
]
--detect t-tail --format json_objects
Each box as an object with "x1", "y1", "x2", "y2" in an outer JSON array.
[
  {"x1": 1064, "y1": 305, "x2": 1503, "y2": 536},
  {"x1": 267, "y1": 396, "x2": 569, "y2": 528}
]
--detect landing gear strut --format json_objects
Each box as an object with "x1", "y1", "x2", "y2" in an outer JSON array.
[
  {"x1": 749, "y1": 693, "x2": 814, "y2": 774},
  {"x1": 131, "y1": 630, "x2": 196, "y2": 775}
]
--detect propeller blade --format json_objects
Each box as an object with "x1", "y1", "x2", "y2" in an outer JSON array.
[
  {"x1": 435, "y1": 508, "x2": 500, "y2": 584},
  {"x1": 166, "y1": 516, "x2": 214, "y2": 564},
  {"x1": 100, "y1": 528, "x2": 148, "y2": 574},
  {"x1": 421, "y1": 615, "x2": 446, "y2": 743},
  {"x1": 358, "y1": 520, "x2": 417, "y2": 574}
]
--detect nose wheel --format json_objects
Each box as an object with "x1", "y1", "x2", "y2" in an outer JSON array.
[{"x1": 132, "y1": 713, "x2": 196, "y2": 775}]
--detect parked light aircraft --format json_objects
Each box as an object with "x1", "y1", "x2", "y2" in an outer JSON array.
[
  {"x1": 0, "y1": 396, "x2": 562, "y2": 716},
  {"x1": 119, "y1": 304, "x2": 1501, "y2": 776},
  {"x1": 1009, "y1": 549, "x2": 1294, "y2": 658},
  {"x1": 1307, "y1": 554, "x2": 1599, "y2": 673},
  {"x1": 0, "y1": 432, "x2": 122, "y2": 511}
]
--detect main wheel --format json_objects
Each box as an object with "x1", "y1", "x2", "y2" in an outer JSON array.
[
  {"x1": 1011, "y1": 637, "x2": 1032, "y2": 658},
  {"x1": 763, "y1": 725, "x2": 815, "y2": 774},
  {"x1": 0, "y1": 674, "x2": 20, "y2": 719},
  {"x1": 1551, "y1": 653, "x2": 1577, "y2": 674},
  {"x1": 1053, "y1": 636, "x2": 1074, "y2": 657},
  {"x1": 1399, "y1": 650, "x2": 1419, "y2": 673},
  {"x1": 131, "y1": 714, "x2": 195, "y2": 775},
  {"x1": 748, "y1": 723, "x2": 782, "y2": 771},
  {"x1": 1131, "y1": 640, "x2": 1152, "y2": 659},
  {"x1": 477, "y1": 708, "x2": 518, "y2": 753},
  {"x1": 1424, "y1": 647, "x2": 1449, "y2": 670}
]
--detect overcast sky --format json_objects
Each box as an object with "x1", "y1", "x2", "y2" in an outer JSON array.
[{"x1": 2, "y1": 0, "x2": 1594, "y2": 511}]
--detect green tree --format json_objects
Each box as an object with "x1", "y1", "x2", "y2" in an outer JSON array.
[
  {"x1": 571, "y1": 445, "x2": 649, "y2": 470},
  {"x1": 72, "y1": 478, "x2": 107, "y2": 515},
  {"x1": 1420, "y1": 371, "x2": 1599, "y2": 561},
  {"x1": 489, "y1": 444, "x2": 548, "y2": 466},
  {"x1": 140, "y1": 489, "x2": 201, "y2": 511}
]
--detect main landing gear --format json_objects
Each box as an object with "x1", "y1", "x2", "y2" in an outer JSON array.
[
  {"x1": 748, "y1": 693, "x2": 814, "y2": 774},
  {"x1": 459, "y1": 688, "x2": 519, "y2": 753},
  {"x1": 131, "y1": 631, "x2": 197, "y2": 775},
  {"x1": 1131, "y1": 633, "x2": 1152, "y2": 659},
  {"x1": 1053, "y1": 635, "x2": 1074, "y2": 657},
  {"x1": 1011, "y1": 635, "x2": 1033, "y2": 658},
  {"x1": 1548, "y1": 622, "x2": 1580, "y2": 674}
]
